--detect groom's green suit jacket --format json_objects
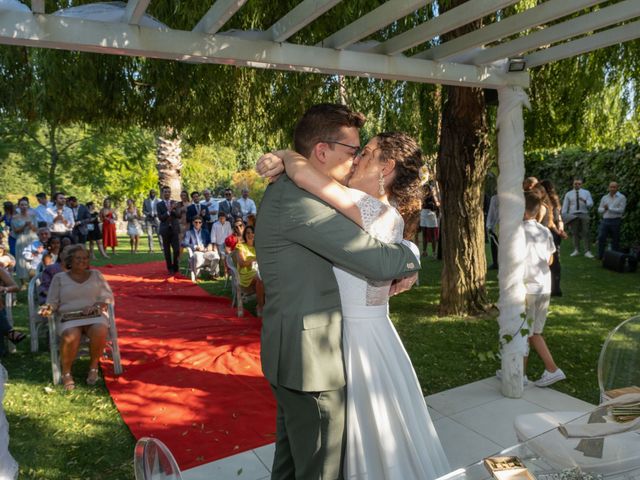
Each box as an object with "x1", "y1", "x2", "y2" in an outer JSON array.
[{"x1": 255, "y1": 175, "x2": 420, "y2": 392}]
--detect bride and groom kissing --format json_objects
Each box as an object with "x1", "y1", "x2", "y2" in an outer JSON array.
[{"x1": 255, "y1": 103, "x2": 450, "y2": 480}]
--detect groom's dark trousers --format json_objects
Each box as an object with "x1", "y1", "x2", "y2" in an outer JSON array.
[{"x1": 256, "y1": 175, "x2": 420, "y2": 480}]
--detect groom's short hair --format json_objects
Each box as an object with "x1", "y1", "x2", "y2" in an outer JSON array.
[{"x1": 294, "y1": 103, "x2": 365, "y2": 158}]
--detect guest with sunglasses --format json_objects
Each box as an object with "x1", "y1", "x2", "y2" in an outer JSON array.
[
  {"x1": 183, "y1": 218, "x2": 219, "y2": 279},
  {"x1": 218, "y1": 189, "x2": 243, "y2": 221}
]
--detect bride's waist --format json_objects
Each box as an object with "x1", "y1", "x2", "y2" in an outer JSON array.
[{"x1": 341, "y1": 303, "x2": 389, "y2": 320}]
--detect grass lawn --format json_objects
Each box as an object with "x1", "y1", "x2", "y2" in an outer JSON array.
[{"x1": 2, "y1": 236, "x2": 638, "y2": 479}]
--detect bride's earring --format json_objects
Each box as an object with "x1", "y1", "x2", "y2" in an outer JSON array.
[{"x1": 378, "y1": 172, "x2": 385, "y2": 195}]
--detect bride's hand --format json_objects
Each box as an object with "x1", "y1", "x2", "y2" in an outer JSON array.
[
  {"x1": 256, "y1": 151, "x2": 286, "y2": 182},
  {"x1": 389, "y1": 273, "x2": 419, "y2": 297}
]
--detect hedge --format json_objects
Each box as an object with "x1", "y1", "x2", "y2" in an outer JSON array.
[{"x1": 525, "y1": 142, "x2": 640, "y2": 248}]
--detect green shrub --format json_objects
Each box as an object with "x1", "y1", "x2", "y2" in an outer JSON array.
[{"x1": 525, "y1": 143, "x2": 640, "y2": 247}]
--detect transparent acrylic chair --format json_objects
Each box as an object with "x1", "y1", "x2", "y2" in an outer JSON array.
[
  {"x1": 597, "y1": 315, "x2": 640, "y2": 402},
  {"x1": 134, "y1": 437, "x2": 183, "y2": 480}
]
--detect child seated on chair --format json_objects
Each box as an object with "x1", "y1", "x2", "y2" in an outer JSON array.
[{"x1": 523, "y1": 192, "x2": 566, "y2": 388}]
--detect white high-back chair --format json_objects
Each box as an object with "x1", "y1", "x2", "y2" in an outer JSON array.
[
  {"x1": 134, "y1": 437, "x2": 183, "y2": 480},
  {"x1": 514, "y1": 315, "x2": 640, "y2": 476},
  {"x1": 47, "y1": 304, "x2": 123, "y2": 384},
  {"x1": 2, "y1": 293, "x2": 15, "y2": 355},
  {"x1": 27, "y1": 274, "x2": 48, "y2": 352}
]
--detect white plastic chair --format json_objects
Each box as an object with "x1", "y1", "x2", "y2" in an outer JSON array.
[
  {"x1": 48, "y1": 303, "x2": 123, "y2": 384},
  {"x1": 226, "y1": 251, "x2": 258, "y2": 317},
  {"x1": 134, "y1": 437, "x2": 183, "y2": 480},
  {"x1": 27, "y1": 274, "x2": 48, "y2": 352},
  {"x1": 3, "y1": 292, "x2": 16, "y2": 355}
]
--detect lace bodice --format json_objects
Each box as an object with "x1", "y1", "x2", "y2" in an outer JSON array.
[{"x1": 333, "y1": 189, "x2": 405, "y2": 307}]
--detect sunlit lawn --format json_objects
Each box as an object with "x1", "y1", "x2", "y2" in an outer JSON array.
[{"x1": 2, "y1": 236, "x2": 638, "y2": 478}]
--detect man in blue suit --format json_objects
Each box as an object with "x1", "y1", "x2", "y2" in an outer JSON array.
[
  {"x1": 183, "y1": 217, "x2": 219, "y2": 279},
  {"x1": 186, "y1": 191, "x2": 209, "y2": 228}
]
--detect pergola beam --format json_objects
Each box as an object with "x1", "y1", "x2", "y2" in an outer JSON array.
[
  {"x1": 471, "y1": 0, "x2": 640, "y2": 65},
  {"x1": 0, "y1": 11, "x2": 528, "y2": 89},
  {"x1": 525, "y1": 20, "x2": 640, "y2": 68},
  {"x1": 416, "y1": 0, "x2": 604, "y2": 61},
  {"x1": 192, "y1": 0, "x2": 248, "y2": 35},
  {"x1": 318, "y1": 0, "x2": 431, "y2": 50},
  {"x1": 264, "y1": 0, "x2": 342, "y2": 43},
  {"x1": 123, "y1": 0, "x2": 151, "y2": 25},
  {"x1": 367, "y1": 0, "x2": 520, "y2": 56}
]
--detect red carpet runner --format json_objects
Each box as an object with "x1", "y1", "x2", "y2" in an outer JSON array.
[{"x1": 98, "y1": 262, "x2": 276, "y2": 470}]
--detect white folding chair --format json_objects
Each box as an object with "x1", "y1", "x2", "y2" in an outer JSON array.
[
  {"x1": 134, "y1": 437, "x2": 183, "y2": 480},
  {"x1": 226, "y1": 252, "x2": 255, "y2": 317},
  {"x1": 28, "y1": 274, "x2": 48, "y2": 352},
  {"x1": 48, "y1": 303, "x2": 123, "y2": 384},
  {"x1": 3, "y1": 292, "x2": 16, "y2": 354}
]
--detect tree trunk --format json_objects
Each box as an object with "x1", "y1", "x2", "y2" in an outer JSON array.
[
  {"x1": 156, "y1": 128, "x2": 182, "y2": 199},
  {"x1": 437, "y1": 85, "x2": 490, "y2": 316},
  {"x1": 48, "y1": 123, "x2": 58, "y2": 197}
]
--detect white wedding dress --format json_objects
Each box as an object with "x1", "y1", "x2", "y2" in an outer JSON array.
[{"x1": 335, "y1": 190, "x2": 450, "y2": 480}]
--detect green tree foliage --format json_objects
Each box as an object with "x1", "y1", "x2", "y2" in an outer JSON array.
[{"x1": 526, "y1": 143, "x2": 640, "y2": 246}]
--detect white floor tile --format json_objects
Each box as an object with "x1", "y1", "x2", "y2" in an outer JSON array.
[
  {"x1": 434, "y1": 416, "x2": 503, "y2": 469},
  {"x1": 426, "y1": 380, "x2": 504, "y2": 416},
  {"x1": 182, "y1": 450, "x2": 269, "y2": 480},
  {"x1": 522, "y1": 386, "x2": 596, "y2": 412},
  {"x1": 450, "y1": 397, "x2": 551, "y2": 448},
  {"x1": 252, "y1": 443, "x2": 275, "y2": 471}
]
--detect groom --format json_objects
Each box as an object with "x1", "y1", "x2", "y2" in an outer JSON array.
[{"x1": 255, "y1": 104, "x2": 420, "y2": 480}]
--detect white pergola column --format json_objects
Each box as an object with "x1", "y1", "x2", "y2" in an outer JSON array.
[{"x1": 496, "y1": 86, "x2": 530, "y2": 398}]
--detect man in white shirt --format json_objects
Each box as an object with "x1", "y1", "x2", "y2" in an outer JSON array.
[
  {"x1": 597, "y1": 181, "x2": 626, "y2": 260},
  {"x1": 237, "y1": 189, "x2": 257, "y2": 222},
  {"x1": 561, "y1": 178, "x2": 594, "y2": 258},
  {"x1": 200, "y1": 189, "x2": 218, "y2": 231},
  {"x1": 23, "y1": 227, "x2": 50, "y2": 274},
  {"x1": 47, "y1": 192, "x2": 74, "y2": 239},
  {"x1": 34, "y1": 192, "x2": 53, "y2": 228},
  {"x1": 210, "y1": 211, "x2": 233, "y2": 275}
]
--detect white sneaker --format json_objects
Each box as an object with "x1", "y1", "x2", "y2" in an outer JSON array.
[
  {"x1": 584, "y1": 251, "x2": 594, "y2": 258},
  {"x1": 495, "y1": 369, "x2": 529, "y2": 386},
  {"x1": 534, "y1": 368, "x2": 566, "y2": 387},
  {"x1": 570, "y1": 250, "x2": 580, "y2": 257}
]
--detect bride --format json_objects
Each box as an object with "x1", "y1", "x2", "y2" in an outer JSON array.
[{"x1": 258, "y1": 132, "x2": 450, "y2": 480}]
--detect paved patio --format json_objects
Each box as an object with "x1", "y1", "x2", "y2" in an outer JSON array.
[{"x1": 182, "y1": 377, "x2": 596, "y2": 480}]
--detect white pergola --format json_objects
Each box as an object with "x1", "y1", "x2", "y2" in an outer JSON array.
[{"x1": 1, "y1": 0, "x2": 638, "y2": 397}]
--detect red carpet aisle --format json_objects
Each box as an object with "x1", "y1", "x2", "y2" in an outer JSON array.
[{"x1": 97, "y1": 262, "x2": 276, "y2": 470}]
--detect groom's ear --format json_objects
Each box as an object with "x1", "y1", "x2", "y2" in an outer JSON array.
[{"x1": 313, "y1": 142, "x2": 328, "y2": 165}]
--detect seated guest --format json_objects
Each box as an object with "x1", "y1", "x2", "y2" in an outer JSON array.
[
  {"x1": 211, "y1": 211, "x2": 232, "y2": 274},
  {"x1": 44, "y1": 236, "x2": 62, "y2": 264},
  {"x1": 246, "y1": 213, "x2": 256, "y2": 228},
  {"x1": 0, "y1": 267, "x2": 25, "y2": 356},
  {"x1": 225, "y1": 218, "x2": 245, "y2": 253},
  {"x1": 234, "y1": 226, "x2": 264, "y2": 316},
  {"x1": 183, "y1": 218, "x2": 219, "y2": 276},
  {"x1": 38, "y1": 246, "x2": 68, "y2": 305},
  {"x1": 38, "y1": 244, "x2": 114, "y2": 390},
  {"x1": 22, "y1": 227, "x2": 50, "y2": 276},
  {"x1": 0, "y1": 243, "x2": 15, "y2": 270}
]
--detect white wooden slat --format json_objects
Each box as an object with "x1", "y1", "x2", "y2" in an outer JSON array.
[
  {"x1": 192, "y1": 0, "x2": 248, "y2": 35},
  {"x1": 525, "y1": 19, "x2": 640, "y2": 68},
  {"x1": 266, "y1": 0, "x2": 342, "y2": 43},
  {"x1": 416, "y1": 0, "x2": 604, "y2": 61},
  {"x1": 471, "y1": 0, "x2": 640, "y2": 65},
  {"x1": 367, "y1": 0, "x2": 521, "y2": 56},
  {"x1": 0, "y1": 11, "x2": 529, "y2": 89},
  {"x1": 124, "y1": 0, "x2": 151, "y2": 25},
  {"x1": 319, "y1": 0, "x2": 431, "y2": 50}
]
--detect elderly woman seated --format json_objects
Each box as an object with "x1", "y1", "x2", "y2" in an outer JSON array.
[
  {"x1": 234, "y1": 226, "x2": 265, "y2": 316},
  {"x1": 38, "y1": 244, "x2": 114, "y2": 391},
  {"x1": 182, "y1": 218, "x2": 219, "y2": 277}
]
